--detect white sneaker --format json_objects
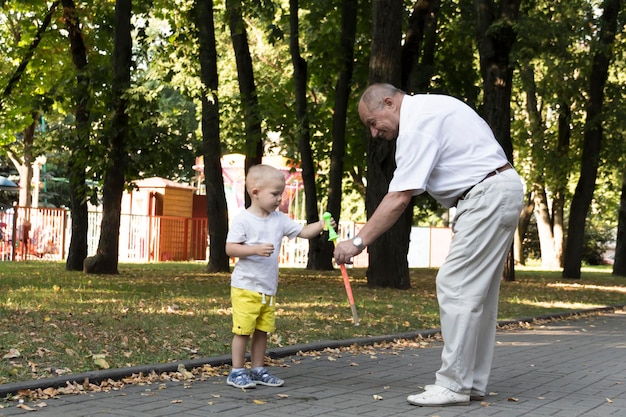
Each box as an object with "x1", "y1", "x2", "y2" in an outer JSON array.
[
  {"x1": 407, "y1": 385, "x2": 470, "y2": 406},
  {"x1": 424, "y1": 384, "x2": 484, "y2": 401}
]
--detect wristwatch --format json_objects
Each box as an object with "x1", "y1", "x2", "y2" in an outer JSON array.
[{"x1": 352, "y1": 236, "x2": 365, "y2": 251}]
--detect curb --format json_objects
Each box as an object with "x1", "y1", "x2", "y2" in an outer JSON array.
[{"x1": 1, "y1": 305, "x2": 623, "y2": 397}]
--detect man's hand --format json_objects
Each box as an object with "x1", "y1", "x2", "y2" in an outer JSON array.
[{"x1": 333, "y1": 240, "x2": 362, "y2": 265}]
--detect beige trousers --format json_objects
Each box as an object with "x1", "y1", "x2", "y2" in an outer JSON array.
[{"x1": 435, "y1": 168, "x2": 524, "y2": 396}]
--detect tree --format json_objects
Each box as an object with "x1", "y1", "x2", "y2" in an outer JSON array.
[
  {"x1": 323, "y1": 0, "x2": 358, "y2": 270},
  {"x1": 474, "y1": 0, "x2": 521, "y2": 281},
  {"x1": 62, "y1": 0, "x2": 90, "y2": 271},
  {"x1": 365, "y1": 0, "x2": 412, "y2": 289},
  {"x1": 84, "y1": 0, "x2": 133, "y2": 274},
  {"x1": 519, "y1": 64, "x2": 560, "y2": 268},
  {"x1": 1, "y1": 1, "x2": 60, "y2": 209},
  {"x1": 614, "y1": 169, "x2": 626, "y2": 276},
  {"x1": 510, "y1": 0, "x2": 598, "y2": 269},
  {"x1": 563, "y1": 0, "x2": 622, "y2": 278},
  {"x1": 288, "y1": 0, "x2": 329, "y2": 269},
  {"x1": 195, "y1": 0, "x2": 230, "y2": 273},
  {"x1": 401, "y1": 0, "x2": 439, "y2": 93},
  {"x1": 226, "y1": 0, "x2": 263, "y2": 206}
]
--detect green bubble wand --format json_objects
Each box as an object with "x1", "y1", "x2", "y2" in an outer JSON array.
[{"x1": 323, "y1": 212, "x2": 359, "y2": 326}]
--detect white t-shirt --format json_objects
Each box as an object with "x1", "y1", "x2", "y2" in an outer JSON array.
[
  {"x1": 388, "y1": 94, "x2": 509, "y2": 208},
  {"x1": 226, "y1": 210, "x2": 303, "y2": 295}
]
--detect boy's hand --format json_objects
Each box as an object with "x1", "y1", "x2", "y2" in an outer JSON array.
[
  {"x1": 324, "y1": 217, "x2": 337, "y2": 230},
  {"x1": 256, "y1": 243, "x2": 275, "y2": 257}
]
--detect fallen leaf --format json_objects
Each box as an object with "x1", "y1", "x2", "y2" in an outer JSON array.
[
  {"x1": 42, "y1": 388, "x2": 57, "y2": 397},
  {"x1": 171, "y1": 399, "x2": 182, "y2": 404},
  {"x1": 350, "y1": 362, "x2": 359, "y2": 366},
  {"x1": 372, "y1": 394, "x2": 383, "y2": 400},
  {"x1": 480, "y1": 401, "x2": 490, "y2": 407},
  {"x1": 93, "y1": 357, "x2": 110, "y2": 369},
  {"x1": 16, "y1": 404, "x2": 37, "y2": 411},
  {"x1": 176, "y1": 364, "x2": 195, "y2": 379},
  {"x1": 606, "y1": 398, "x2": 613, "y2": 403},
  {"x1": 253, "y1": 399, "x2": 266, "y2": 404},
  {"x1": 3, "y1": 348, "x2": 21, "y2": 359},
  {"x1": 276, "y1": 393, "x2": 289, "y2": 398},
  {"x1": 507, "y1": 397, "x2": 519, "y2": 402}
]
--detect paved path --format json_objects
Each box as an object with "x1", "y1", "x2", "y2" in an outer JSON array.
[{"x1": 1, "y1": 309, "x2": 624, "y2": 417}]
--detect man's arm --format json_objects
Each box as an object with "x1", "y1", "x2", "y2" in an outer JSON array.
[{"x1": 333, "y1": 189, "x2": 413, "y2": 264}]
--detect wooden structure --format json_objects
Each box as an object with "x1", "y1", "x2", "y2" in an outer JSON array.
[{"x1": 122, "y1": 177, "x2": 207, "y2": 261}]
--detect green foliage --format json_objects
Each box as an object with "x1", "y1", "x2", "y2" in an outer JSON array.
[
  {"x1": 431, "y1": 0, "x2": 481, "y2": 102},
  {"x1": 0, "y1": 0, "x2": 625, "y2": 267}
]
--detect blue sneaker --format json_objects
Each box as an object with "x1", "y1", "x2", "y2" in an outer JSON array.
[
  {"x1": 250, "y1": 367, "x2": 284, "y2": 387},
  {"x1": 227, "y1": 369, "x2": 256, "y2": 389}
]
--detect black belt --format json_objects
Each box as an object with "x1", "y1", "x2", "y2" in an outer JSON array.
[{"x1": 453, "y1": 163, "x2": 513, "y2": 207}]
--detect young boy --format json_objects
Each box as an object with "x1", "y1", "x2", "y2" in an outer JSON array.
[{"x1": 225, "y1": 164, "x2": 334, "y2": 389}]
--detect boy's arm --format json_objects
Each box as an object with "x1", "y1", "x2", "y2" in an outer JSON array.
[
  {"x1": 298, "y1": 219, "x2": 329, "y2": 239},
  {"x1": 226, "y1": 242, "x2": 275, "y2": 258}
]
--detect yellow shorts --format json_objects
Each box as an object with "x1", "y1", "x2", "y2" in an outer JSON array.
[{"x1": 231, "y1": 287, "x2": 276, "y2": 335}]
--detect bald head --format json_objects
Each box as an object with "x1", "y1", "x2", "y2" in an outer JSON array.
[
  {"x1": 358, "y1": 83, "x2": 404, "y2": 141},
  {"x1": 359, "y1": 83, "x2": 403, "y2": 111}
]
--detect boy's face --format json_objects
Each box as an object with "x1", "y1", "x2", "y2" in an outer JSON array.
[{"x1": 251, "y1": 177, "x2": 285, "y2": 215}]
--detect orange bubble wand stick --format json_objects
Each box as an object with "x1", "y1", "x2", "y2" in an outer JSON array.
[{"x1": 323, "y1": 212, "x2": 359, "y2": 326}]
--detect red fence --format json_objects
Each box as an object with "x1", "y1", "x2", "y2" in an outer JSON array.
[
  {"x1": 1, "y1": 207, "x2": 208, "y2": 263},
  {"x1": 0, "y1": 206, "x2": 451, "y2": 267},
  {"x1": 0, "y1": 207, "x2": 68, "y2": 261}
]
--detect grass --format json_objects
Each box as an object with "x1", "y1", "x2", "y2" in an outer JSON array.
[{"x1": 0, "y1": 261, "x2": 625, "y2": 385}]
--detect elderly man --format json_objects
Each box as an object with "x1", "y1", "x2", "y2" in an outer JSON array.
[{"x1": 334, "y1": 83, "x2": 524, "y2": 406}]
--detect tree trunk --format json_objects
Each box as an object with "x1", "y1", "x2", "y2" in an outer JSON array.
[
  {"x1": 366, "y1": 0, "x2": 412, "y2": 289},
  {"x1": 613, "y1": 169, "x2": 626, "y2": 276},
  {"x1": 474, "y1": 0, "x2": 520, "y2": 281},
  {"x1": 195, "y1": 0, "x2": 230, "y2": 273},
  {"x1": 516, "y1": 192, "x2": 534, "y2": 265},
  {"x1": 62, "y1": 0, "x2": 90, "y2": 271},
  {"x1": 533, "y1": 188, "x2": 559, "y2": 268},
  {"x1": 17, "y1": 120, "x2": 35, "y2": 208},
  {"x1": 288, "y1": 0, "x2": 328, "y2": 269},
  {"x1": 401, "y1": 0, "x2": 439, "y2": 93},
  {"x1": 563, "y1": 0, "x2": 621, "y2": 279},
  {"x1": 323, "y1": 0, "x2": 358, "y2": 270},
  {"x1": 520, "y1": 64, "x2": 559, "y2": 268},
  {"x1": 226, "y1": 0, "x2": 263, "y2": 207},
  {"x1": 552, "y1": 102, "x2": 571, "y2": 267},
  {"x1": 84, "y1": 0, "x2": 132, "y2": 275}
]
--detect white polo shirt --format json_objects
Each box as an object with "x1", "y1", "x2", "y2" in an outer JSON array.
[{"x1": 388, "y1": 94, "x2": 509, "y2": 208}]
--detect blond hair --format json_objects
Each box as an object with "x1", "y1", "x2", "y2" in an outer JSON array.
[{"x1": 245, "y1": 164, "x2": 285, "y2": 194}]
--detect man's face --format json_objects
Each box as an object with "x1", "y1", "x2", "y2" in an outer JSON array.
[{"x1": 358, "y1": 97, "x2": 400, "y2": 141}]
